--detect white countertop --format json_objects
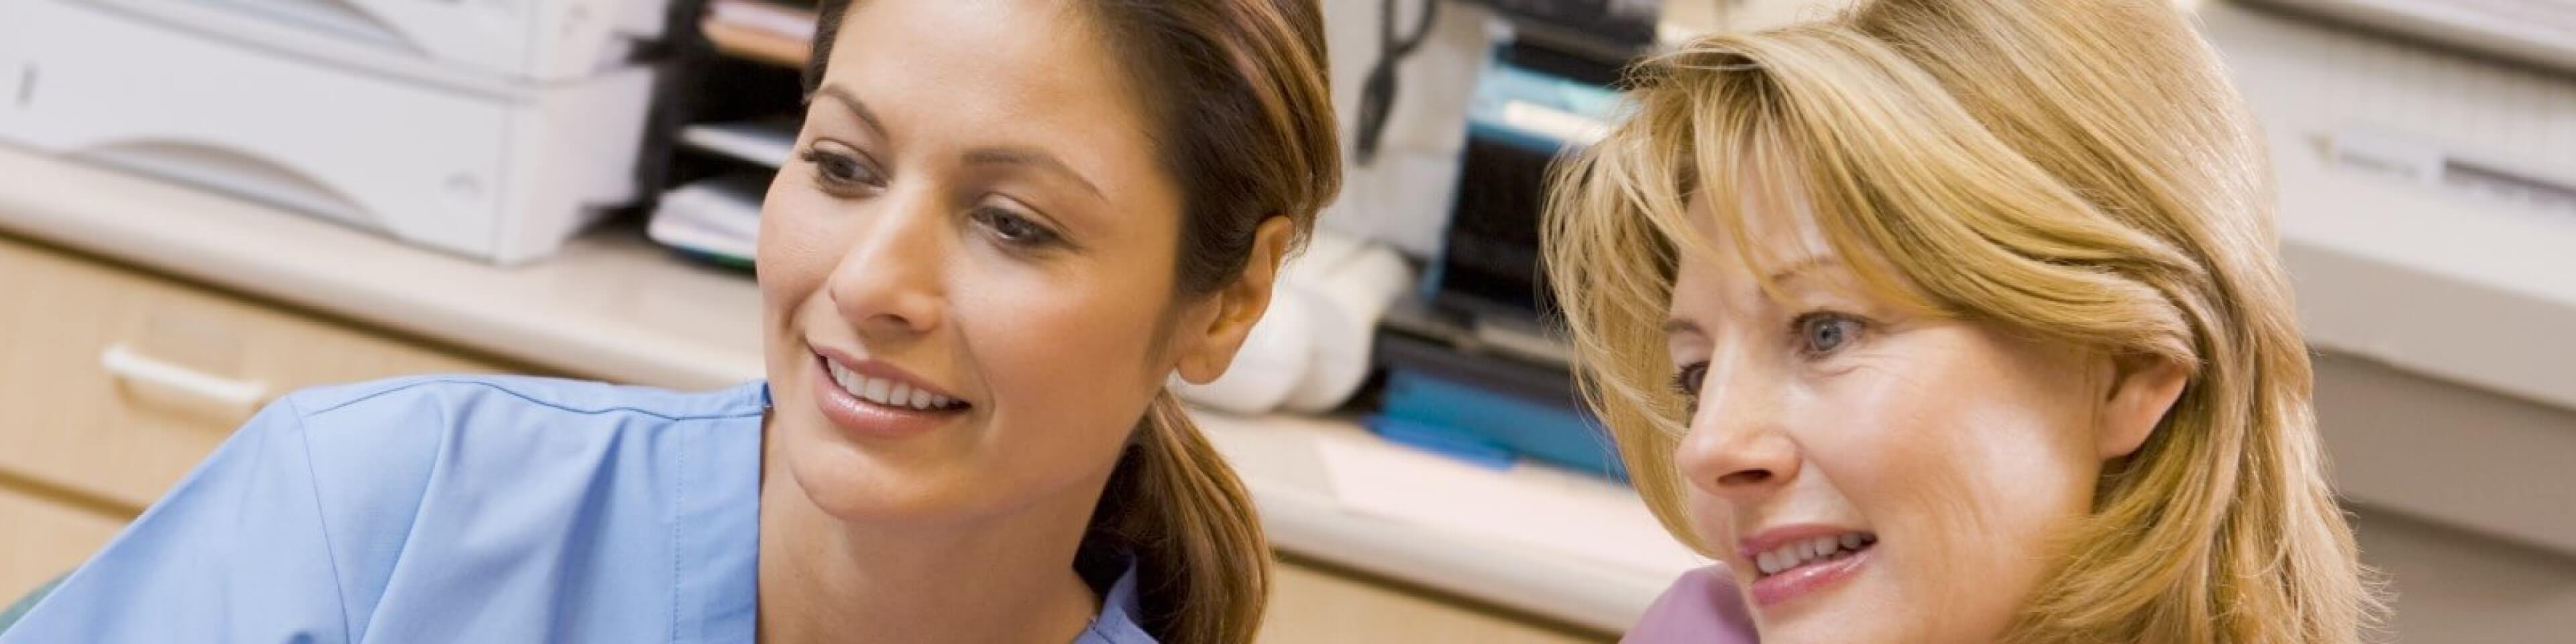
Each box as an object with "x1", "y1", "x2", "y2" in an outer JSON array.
[{"x1": 0, "y1": 148, "x2": 1704, "y2": 633}]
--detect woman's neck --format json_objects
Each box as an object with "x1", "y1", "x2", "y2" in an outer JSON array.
[{"x1": 753, "y1": 449, "x2": 1110, "y2": 643}]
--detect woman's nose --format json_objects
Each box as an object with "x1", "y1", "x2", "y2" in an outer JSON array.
[
  {"x1": 1672, "y1": 356, "x2": 1801, "y2": 505},
  {"x1": 825, "y1": 191, "x2": 948, "y2": 339}
]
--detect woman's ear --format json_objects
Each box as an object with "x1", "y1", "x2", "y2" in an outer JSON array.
[
  {"x1": 2098, "y1": 354, "x2": 2189, "y2": 460},
  {"x1": 1173, "y1": 216, "x2": 1297, "y2": 384}
]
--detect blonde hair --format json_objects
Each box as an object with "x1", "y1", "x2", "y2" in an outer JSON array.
[{"x1": 1542, "y1": 0, "x2": 2380, "y2": 641}]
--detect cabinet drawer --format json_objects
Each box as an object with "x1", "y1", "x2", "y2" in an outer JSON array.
[
  {"x1": 1261, "y1": 559, "x2": 1611, "y2": 643},
  {"x1": 0, "y1": 486, "x2": 124, "y2": 606},
  {"x1": 0, "y1": 235, "x2": 501, "y2": 513}
]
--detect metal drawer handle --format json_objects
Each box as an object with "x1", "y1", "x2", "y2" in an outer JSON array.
[{"x1": 99, "y1": 343, "x2": 269, "y2": 417}]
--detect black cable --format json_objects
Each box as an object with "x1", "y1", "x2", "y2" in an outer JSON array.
[{"x1": 1354, "y1": 0, "x2": 1440, "y2": 166}]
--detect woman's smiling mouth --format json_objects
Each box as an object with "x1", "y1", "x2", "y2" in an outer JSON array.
[
  {"x1": 824, "y1": 356, "x2": 966, "y2": 411},
  {"x1": 1741, "y1": 526, "x2": 1878, "y2": 608},
  {"x1": 810, "y1": 347, "x2": 970, "y2": 439}
]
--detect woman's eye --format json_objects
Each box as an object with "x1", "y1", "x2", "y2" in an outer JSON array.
[
  {"x1": 800, "y1": 147, "x2": 883, "y2": 191},
  {"x1": 1793, "y1": 312, "x2": 1864, "y2": 357},
  {"x1": 1670, "y1": 361, "x2": 1709, "y2": 399},
  {"x1": 1670, "y1": 360, "x2": 1710, "y2": 416},
  {"x1": 971, "y1": 205, "x2": 1061, "y2": 248}
]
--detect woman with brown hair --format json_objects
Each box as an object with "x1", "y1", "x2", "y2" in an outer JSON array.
[{"x1": 0, "y1": 1, "x2": 1338, "y2": 643}]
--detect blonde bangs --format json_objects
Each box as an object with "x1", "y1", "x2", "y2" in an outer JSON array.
[{"x1": 1543, "y1": 84, "x2": 1698, "y2": 549}]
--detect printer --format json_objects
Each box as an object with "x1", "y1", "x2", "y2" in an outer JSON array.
[
  {"x1": 0, "y1": 0, "x2": 685, "y2": 264},
  {"x1": 1368, "y1": 1, "x2": 1650, "y2": 480}
]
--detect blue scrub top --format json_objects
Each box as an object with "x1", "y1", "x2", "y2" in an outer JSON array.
[{"x1": 0, "y1": 376, "x2": 1155, "y2": 643}]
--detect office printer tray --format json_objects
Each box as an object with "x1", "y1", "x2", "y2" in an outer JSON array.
[
  {"x1": 0, "y1": 0, "x2": 657, "y2": 264},
  {"x1": 95, "y1": 0, "x2": 674, "y2": 82}
]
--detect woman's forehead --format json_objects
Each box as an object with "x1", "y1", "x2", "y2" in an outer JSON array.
[
  {"x1": 1678, "y1": 170, "x2": 1837, "y2": 283},
  {"x1": 821, "y1": 0, "x2": 1177, "y2": 217}
]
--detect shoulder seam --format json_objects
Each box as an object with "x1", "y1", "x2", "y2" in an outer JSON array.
[
  {"x1": 280, "y1": 396, "x2": 359, "y2": 644},
  {"x1": 669, "y1": 415, "x2": 689, "y2": 643},
  {"x1": 299, "y1": 378, "x2": 765, "y2": 421}
]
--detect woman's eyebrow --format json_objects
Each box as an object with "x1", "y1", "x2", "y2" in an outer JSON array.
[
  {"x1": 1662, "y1": 318, "x2": 1703, "y2": 339},
  {"x1": 1764, "y1": 254, "x2": 1843, "y2": 288},
  {"x1": 810, "y1": 84, "x2": 889, "y2": 141},
  {"x1": 1661, "y1": 254, "x2": 1846, "y2": 339},
  {"x1": 963, "y1": 147, "x2": 1107, "y2": 201}
]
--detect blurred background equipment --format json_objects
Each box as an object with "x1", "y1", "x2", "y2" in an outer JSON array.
[
  {"x1": 1173, "y1": 229, "x2": 1418, "y2": 417},
  {"x1": 1353, "y1": 0, "x2": 1443, "y2": 166},
  {"x1": 1466, "y1": 0, "x2": 1663, "y2": 58},
  {"x1": 1363, "y1": 9, "x2": 1631, "y2": 480},
  {"x1": 2238, "y1": 0, "x2": 2576, "y2": 74},
  {"x1": 0, "y1": 0, "x2": 692, "y2": 264},
  {"x1": 643, "y1": 172, "x2": 763, "y2": 268}
]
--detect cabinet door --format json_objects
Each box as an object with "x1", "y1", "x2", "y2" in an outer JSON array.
[
  {"x1": 0, "y1": 486, "x2": 125, "y2": 606},
  {"x1": 1260, "y1": 559, "x2": 1614, "y2": 643},
  {"x1": 0, "y1": 235, "x2": 502, "y2": 513}
]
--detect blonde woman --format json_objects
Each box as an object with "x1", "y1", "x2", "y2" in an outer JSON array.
[{"x1": 1544, "y1": 0, "x2": 2381, "y2": 641}]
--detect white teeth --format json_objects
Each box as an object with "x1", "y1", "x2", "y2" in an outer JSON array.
[
  {"x1": 829, "y1": 361, "x2": 860, "y2": 395},
  {"x1": 824, "y1": 358, "x2": 956, "y2": 411},
  {"x1": 1752, "y1": 533, "x2": 1874, "y2": 577}
]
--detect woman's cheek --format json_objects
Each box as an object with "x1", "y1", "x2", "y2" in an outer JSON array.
[
  {"x1": 960, "y1": 290, "x2": 1150, "y2": 480},
  {"x1": 757, "y1": 205, "x2": 859, "y2": 305}
]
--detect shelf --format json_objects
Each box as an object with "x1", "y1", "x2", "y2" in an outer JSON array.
[
  {"x1": 679, "y1": 120, "x2": 796, "y2": 168},
  {"x1": 702, "y1": 0, "x2": 814, "y2": 68}
]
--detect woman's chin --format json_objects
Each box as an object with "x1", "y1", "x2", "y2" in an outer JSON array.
[
  {"x1": 773, "y1": 423, "x2": 982, "y2": 523},
  {"x1": 1748, "y1": 573, "x2": 1918, "y2": 644},
  {"x1": 1756, "y1": 614, "x2": 1910, "y2": 644}
]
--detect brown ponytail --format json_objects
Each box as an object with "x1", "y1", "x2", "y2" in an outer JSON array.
[{"x1": 1088, "y1": 393, "x2": 1274, "y2": 643}]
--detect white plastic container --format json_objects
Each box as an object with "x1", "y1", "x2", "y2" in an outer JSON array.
[{"x1": 154, "y1": 0, "x2": 676, "y2": 83}]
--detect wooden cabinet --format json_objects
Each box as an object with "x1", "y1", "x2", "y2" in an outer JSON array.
[
  {"x1": 0, "y1": 485, "x2": 124, "y2": 608},
  {"x1": 0, "y1": 234, "x2": 502, "y2": 600},
  {"x1": 1264, "y1": 559, "x2": 1612, "y2": 643}
]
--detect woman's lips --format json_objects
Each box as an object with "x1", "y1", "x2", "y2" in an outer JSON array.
[
  {"x1": 1747, "y1": 541, "x2": 1873, "y2": 607},
  {"x1": 809, "y1": 352, "x2": 966, "y2": 440},
  {"x1": 1739, "y1": 526, "x2": 1878, "y2": 608}
]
